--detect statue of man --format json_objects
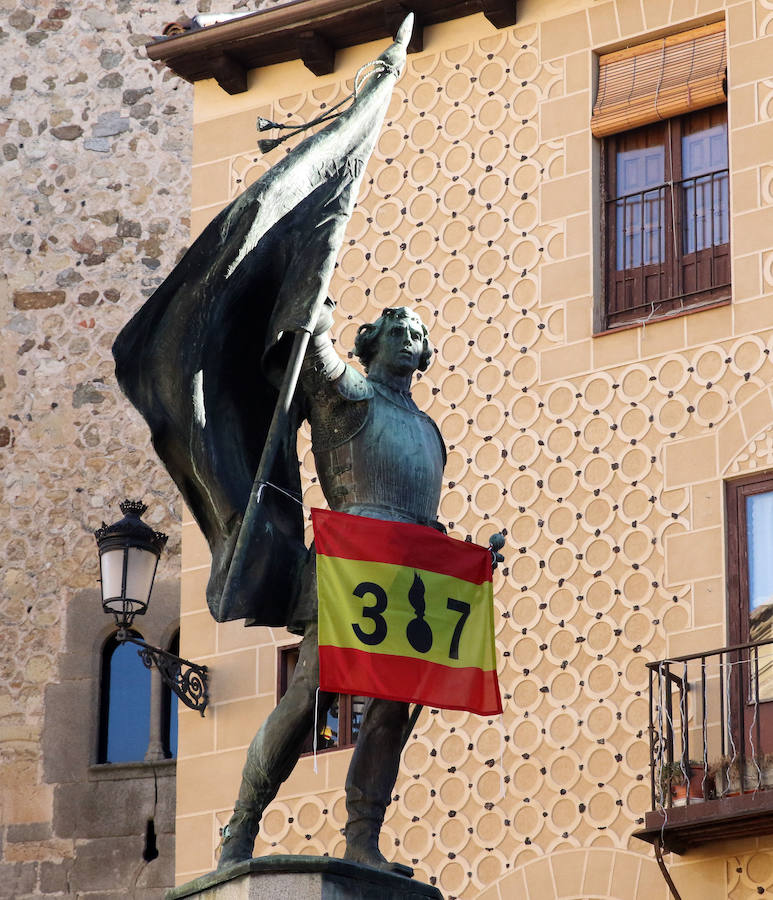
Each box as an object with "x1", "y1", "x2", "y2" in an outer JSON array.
[
  {"x1": 218, "y1": 304, "x2": 446, "y2": 873},
  {"x1": 111, "y1": 17, "x2": 494, "y2": 877}
]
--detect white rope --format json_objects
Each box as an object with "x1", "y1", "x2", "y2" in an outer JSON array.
[
  {"x1": 656, "y1": 661, "x2": 669, "y2": 843},
  {"x1": 748, "y1": 654, "x2": 761, "y2": 793},
  {"x1": 313, "y1": 686, "x2": 320, "y2": 775},
  {"x1": 678, "y1": 662, "x2": 689, "y2": 791},
  {"x1": 255, "y1": 480, "x2": 306, "y2": 508},
  {"x1": 724, "y1": 660, "x2": 737, "y2": 793},
  {"x1": 656, "y1": 661, "x2": 666, "y2": 807}
]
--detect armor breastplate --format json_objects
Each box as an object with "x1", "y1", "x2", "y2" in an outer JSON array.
[{"x1": 313, "y1": 383, "x2": 445, "y2": 526}]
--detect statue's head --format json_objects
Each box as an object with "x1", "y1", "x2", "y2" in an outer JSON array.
[{"x1": 354, "y1": 307, "x2": 432, "y2": 374}]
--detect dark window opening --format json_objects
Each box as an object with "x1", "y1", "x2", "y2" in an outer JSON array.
[
  {"x1": 142, "y1": 818, "x2": 159, "y2": 862},
  {"x1": 278, "y1": 644, "x2": 365, "y2": 753},
  {"x1": 161, "y1": 630, "x2": 179, "y2": 759}
]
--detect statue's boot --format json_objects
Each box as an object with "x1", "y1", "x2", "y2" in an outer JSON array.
[
  {"x1": 343, "y1": 698, "x2": 413, "y2": 878},
  {"x1": 343, "y1": 812, "x2": 413, "y2": 877},
  {"x1": 217, "y1": 800, "x2": 264, "y2": 870},
  {"x1": 216, "y1": 624, "x2": 335, "y2": 872}
]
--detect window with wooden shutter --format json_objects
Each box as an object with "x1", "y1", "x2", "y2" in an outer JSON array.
[
  {"x1": 595, "y1": 22, "x2": 730, "y2": 330},
  {"x1": 277, "y1": 643, "x2": 364, "y2": 752}
]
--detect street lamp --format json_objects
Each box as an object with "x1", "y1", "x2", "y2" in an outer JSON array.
[{"x1": 95, "y1": 499, "x2": 209, "y2": 715}]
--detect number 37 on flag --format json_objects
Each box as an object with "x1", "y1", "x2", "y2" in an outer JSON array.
[{"x1": 312, "y1": 509, "x2": 503, "y2": 716}]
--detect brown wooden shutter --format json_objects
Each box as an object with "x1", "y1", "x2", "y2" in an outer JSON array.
[{"x1": 591, "y1": 21, "x2": 727, "y2": 138}]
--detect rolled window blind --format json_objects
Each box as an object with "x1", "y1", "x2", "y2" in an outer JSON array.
[{"x1": 591, "y1": 21, "x2": 727, "y2": 138}]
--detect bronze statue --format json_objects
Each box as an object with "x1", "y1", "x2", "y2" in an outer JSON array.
[
  {"x1": 112, "y1": 15, "x2": 497, "y2": 878},
  {"x1": 113, "y1": 17, "x2": 423, "y2": 872},
  {"x1": 218, "y1": 304, "x2": 445, "y2": 872}
]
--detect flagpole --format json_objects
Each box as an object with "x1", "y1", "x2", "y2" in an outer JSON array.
[{"x1": 220, "y1": 327, "x2": 311, "y2": 604}]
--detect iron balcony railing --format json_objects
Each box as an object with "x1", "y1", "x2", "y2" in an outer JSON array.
[
  {"x1": 646, "y1": 637, "x2": 773, "y2": 811},
  {"x1": 611, "y1": 167, "x2": 730, "y2": 270},
  {"x1": 606, "y1": 168, "x2": 730, "y2": 321}
]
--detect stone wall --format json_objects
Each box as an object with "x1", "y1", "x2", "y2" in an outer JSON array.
[
  {"x1": 0, "y1": 1, "x2": 280, "y2": 897},
  {"x1": 179, "y1": 1, "x2": 773, "y2": 897}
]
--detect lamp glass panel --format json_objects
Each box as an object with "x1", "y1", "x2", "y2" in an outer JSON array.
[
  {"x1": 100, "y1": 548, "x2": 126, "y2": 603},
  {"x1": 125, "y1": 546, "x2": 157, "y2": 603}
]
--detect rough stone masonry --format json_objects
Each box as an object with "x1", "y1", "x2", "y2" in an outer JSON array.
[{"x1": 0, "y1": 2, "x2": 282, "y2": 897}]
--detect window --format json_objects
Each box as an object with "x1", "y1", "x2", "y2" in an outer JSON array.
[
  {"x1": 278, "y1": 644, "x2": 365, "y2": 752},
  {"x1": 98, "y1": 632, "x2": 152, "y2": 764},
  {"x1": 98, "y1": 629, "x2": 179, "y2": 764},
  {"x1": 593, "y1": 22, "x2": 729, "y2": 330},
  {"x1": 161, "y1": 630, "x2": 179, "y2": 759},
  {"x1": 727, "y1": 474, "x2": 773, "y2": 702}
]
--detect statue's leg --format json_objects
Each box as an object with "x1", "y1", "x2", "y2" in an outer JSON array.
[
  {"x1": 218, "y1": 623, "x2": 333, "y2": 869},
  {"x1": 343, "y1": 697, "x2": 410, "y2": 872}
]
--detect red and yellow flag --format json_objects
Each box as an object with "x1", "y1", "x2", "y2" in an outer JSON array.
[{"x1": 312, "y1": 508, "x2": 502, "y2": 716}]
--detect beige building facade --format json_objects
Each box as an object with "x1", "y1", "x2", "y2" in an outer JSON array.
[{"x1": 173, "y1": 1, "x2": 773, "y2": 897}]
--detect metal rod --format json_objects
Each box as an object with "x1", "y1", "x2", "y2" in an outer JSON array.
[
  {"x1": 117, "y1": 631, "x2": 209, "y2": 715},
  {"x1": 665, "y1": 661, "x2": 674, "y2": 769},
  {"x1": 645, "y1": 636, "x2": 773, "y2": 669},
  {"x1": 654, "y1": 836, "x2": 684, "y2": 900},
  {"x1": 738, "y1": 649, "x2": 746, "y2": 780},
  {"x1": 719, "y1": 649, "x2": 726, "y2": 760},
  {"x1": 701, "y1": 657, "x2": 708, "y2": 797},
  {"x1": 649, "y1": 664, "x2": 656, "y2": 810},
  {"x1": 755, "y1": 645, "x2": 762, "y2": 781},
  {"x1": 680, "y1": 661, "x2": 689, "y2": 785},
  {"x1": 400, "y1": 703, "x2": 424, "y2": 752}
]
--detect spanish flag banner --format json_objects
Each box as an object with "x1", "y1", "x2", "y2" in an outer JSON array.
[{"x1": 312, "y1": 508, "x2": 502, "y2": 716}]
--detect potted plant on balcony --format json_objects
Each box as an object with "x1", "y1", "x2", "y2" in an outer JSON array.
[
  {"x1": 713, "y1": 753, "x2": 773, "y2": 795},
  {"x1": 660, "y1": 760, "x2": 714, "y2": 805},
  {"x1": 753, "y1": 752, "x2": 773, "y2": 789},
  {"x1": 710, "y1": 756, "x2": 739, "y2": 796}
]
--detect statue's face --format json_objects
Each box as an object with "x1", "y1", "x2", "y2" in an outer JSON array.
[{"x1": 370, "y1": 309, "x2": 425, "y2": 377}]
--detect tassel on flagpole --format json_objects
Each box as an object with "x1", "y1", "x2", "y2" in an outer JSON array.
[{"x1": 256, "y1": 58, "x2": 400, "y2": 154}]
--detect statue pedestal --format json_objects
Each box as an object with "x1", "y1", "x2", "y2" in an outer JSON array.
[{"x1": 166, "y1": 855, "x2": 444, "y2": 900}]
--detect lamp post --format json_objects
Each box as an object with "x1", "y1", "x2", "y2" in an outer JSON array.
[{"x1": 94, "y1": 499, "x2": 209, "y2": 715}]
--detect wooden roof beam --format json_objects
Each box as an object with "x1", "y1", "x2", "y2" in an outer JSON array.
[
  {"x1": 297, "y1": 30, "x2": 336, "y2": 76},
  {"x1": 210, "y1": 53, "x2": 247, "y2": 95},
  {"x1": 146, "y1": 0, "x2": 518, "y2": 94},
  {"x1": 478, "y1": 0, "x2": 516, "y2": 29}
]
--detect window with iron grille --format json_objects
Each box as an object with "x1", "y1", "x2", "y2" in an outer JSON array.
[{"x1": 602, "y1": 105, "x2": 730, "y2": 329}]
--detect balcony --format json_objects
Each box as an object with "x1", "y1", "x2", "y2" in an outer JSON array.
[{"x1": 634, "y1": 638, "x2": 773, "y2": 854}]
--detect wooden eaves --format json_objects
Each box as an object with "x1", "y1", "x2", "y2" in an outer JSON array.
[{"x1": 145, "y1": 0, "x2": 517, "y2": 94}]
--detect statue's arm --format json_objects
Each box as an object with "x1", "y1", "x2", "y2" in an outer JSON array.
[
  {"x1": 301, "y1": 301, "x2": 372, "y2": 418},
  {"x1": 301, "y1": 330, "x2": 347, "y2": 396}
]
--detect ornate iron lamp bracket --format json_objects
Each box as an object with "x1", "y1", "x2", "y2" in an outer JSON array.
[{"x1": 117, "y1": 629, "x2": 209, "y2": 715}]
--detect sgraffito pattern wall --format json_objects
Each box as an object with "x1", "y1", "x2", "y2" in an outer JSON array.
[{"x1": 181, "y1": 1, "x2": 773, "y2": 896}]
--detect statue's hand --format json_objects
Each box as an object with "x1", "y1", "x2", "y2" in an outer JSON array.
[
  {"x1": 488, "y1": 532, "x2": 505, "y2": 570},
  {"x1": 313, "y1": 298, "x2": 336, "y2": 335}
]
